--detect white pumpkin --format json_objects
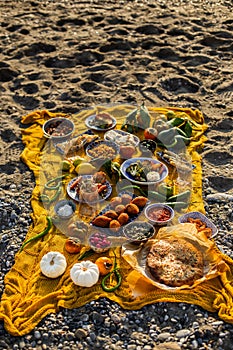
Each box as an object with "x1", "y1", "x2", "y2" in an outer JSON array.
[
  {"x1": 40, "y1": 251, "x2": 67, "y2": 278},
  {"x1": 70, "y1": 260, "x2": 99, "y2": 287}
]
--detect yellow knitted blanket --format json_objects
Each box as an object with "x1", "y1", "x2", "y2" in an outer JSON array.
[{"x1": 1, "y1": 105, "x2": 233, "y2": 336}]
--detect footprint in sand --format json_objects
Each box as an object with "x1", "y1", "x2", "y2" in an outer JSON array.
[
  {"x1": 207, "y1": 176, "x2": 233, "y2": 192},
  {"x1": 204, "y1": 151, "x2": 232, "y2": 166}
]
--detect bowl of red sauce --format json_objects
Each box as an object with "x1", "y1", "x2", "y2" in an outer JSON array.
[{"x1": 145, "y1": 203, "x2": 174, "y2": 226}]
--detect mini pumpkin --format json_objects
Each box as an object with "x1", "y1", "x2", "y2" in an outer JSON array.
[
  {"x1": 70, "y1": 260, "x2": 99, "y2": 287},
  {"x1": 95, "y1": 257, "x2": 113, "y2": 276},
  {"x1": 40, "y1": 251, "x2": 67, "y2": 278},
  {"x1": 65, "y1": 237, "x2": 82, "y2": 254}
]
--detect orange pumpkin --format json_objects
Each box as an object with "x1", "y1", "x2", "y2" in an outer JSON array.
[
  {"x1": 65, "y1": 237, "x2": 82, "y2": 254},
  {"x1": 95, "y1": 257, "x2": 113, "y2": 275}
]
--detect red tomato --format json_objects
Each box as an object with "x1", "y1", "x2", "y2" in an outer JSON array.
[{"x1": 144, "y1": 128, "x2": 158, "y2": 140}]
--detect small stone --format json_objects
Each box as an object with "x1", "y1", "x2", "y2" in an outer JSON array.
[
  {"x1": 10, "y1": 211, "x2": 18, "y2": 220},
  {"x1": 81, "y1": 314, "x2": 89, "y2": 322},
  {"x1": 158, "y1": 332, "x2": 171, "y2": 341},
  {"x1": 65, "y1": 331, "x2": 75, "y2": 341},
  {"x1": 34, "y1": 330, "x2": 41, "y2": 339},
  {"x1": 192, "y1": 322, "x2": 199, "y2": 328},
  {"x1": 92, "y1": 311, "x2": 104, "y2": 324},
  {"x1": 176, "y1": 329, "x2": 191, "y2": 338},
  {"x1": 212, "y1": 321, "x2": 224, "y2": 327},
  {"x1": 154, "y1": 342, "x2": 181, "y2": 350},
  {"x1": 90, "y1": 332, "x2": 96, "y2": 341},
  {"x1": 19, "y1": 341, "x2": 26, "y2": 349},
  {"x1": 111, "y1": 314, "x2": 121, "y2": 324},
  {"x1": 127, "y1": 345, "x2": 137, "y2": 350},
  {"x1": 191, "y1": 340, "x2": 199, "y2": 349},
  {"x1": 75, "y1": 328, "x2": 88, "y2": 339}
]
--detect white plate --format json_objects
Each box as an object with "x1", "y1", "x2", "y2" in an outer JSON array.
[
  {"x1": 120, "y1": 157, "x2": 168, "y2": 185},
  {"x1": 67, "y1": 175, "x2": 112, "y2": 203},
  {"x1": 85, "y1": 114, "x2": 116, "y2": 131}
]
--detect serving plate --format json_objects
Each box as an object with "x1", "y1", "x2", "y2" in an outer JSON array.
[
  {"x1": 120, "y1": 157, "x2": 168, "y2": 185},
  {"x1": 90, "y1": 191, "x2": 149, "y2": 236},
  {"x1": 104, "y1": 129, "x2": 140, "y2": 147},
  {"x1": 85, "y1": 114, "x2": 117, "y2": 131},
  {"x1": 67, "y1": 175, "x2": 112, "y2": 203}
]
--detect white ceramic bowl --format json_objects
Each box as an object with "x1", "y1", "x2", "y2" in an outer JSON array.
[{"x1": 145, "y1": 203, "x2": 174, "y2": 226}]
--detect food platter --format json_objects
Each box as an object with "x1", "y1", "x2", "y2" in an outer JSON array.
[
  {"x1": 85, "y1": 114, "x2": 117, "y2": 131},
  {"x1": 67, "y1": 175, "x2": 112, "y2": 203},
  {"x1": 90, "y1": 191, "x2": 149, "y2": 234},
  {"x1": 54, "y1": 130, "x2": 98, "y2": 155},
  {"x1": 120, "y1": 157, "x2": 168, "y2": 185},
  {"x1": 104, "y1": 129, "x2": 140, "y2": 147}
]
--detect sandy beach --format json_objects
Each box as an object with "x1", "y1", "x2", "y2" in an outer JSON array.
[{"x1": 0, "y1": 0, "x2": 233, "y2": 349}]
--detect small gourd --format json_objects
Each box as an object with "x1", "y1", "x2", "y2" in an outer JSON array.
[
  {"x1": 40, "y1": 251, "x2": 67, "y2": 278},
  {"x1": 95, "y1": 257, "x2": 113, "y2": 276},
  {"x1": 70, "y1": 260, "x2": 99, "y2": 287}
]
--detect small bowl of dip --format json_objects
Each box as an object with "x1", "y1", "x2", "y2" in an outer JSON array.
[
  {"x1": 145, "y1": 203, "x2": 174, "y2": 226},
  {"x1": 123, "y1": 221, "x2": 155, "y2": 243},
  {"x1": 54, "y1": 200, "x2": 76, "y2": 220}
]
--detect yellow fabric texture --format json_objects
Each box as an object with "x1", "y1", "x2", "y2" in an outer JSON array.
[{"x1": 1, "y1": 105, "x2": 233, "y2": 336}]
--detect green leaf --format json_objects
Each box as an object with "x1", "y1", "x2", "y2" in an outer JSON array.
[{"x1": 182, "y1": 121, "x2": 193, "y2": 138}]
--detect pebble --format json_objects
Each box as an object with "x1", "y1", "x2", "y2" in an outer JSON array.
[
  {"x1": 111, "y1": 314, "x2": 122, "y2": 324},
  {"x1": 34, "y1": 330, "x2": 41, "y2": 339},
  {"x1": 158, "y1": 332, "x2": 171, "y2": 341},
  {"x1": 19, "y1": 341, "x2": 26, "y2": 349},
  {"x1": 75, "y1": 328, "x2": 88, "y2": 339},
  {"x1": 92, "y1": 311, "x2": 104, "y2": 324},
  {"x1": 206, "y1": 193, "x2": 233, "y2": 202},
  {"x1": 176, "y1": 329, "x2": 191, "y2": 338}
]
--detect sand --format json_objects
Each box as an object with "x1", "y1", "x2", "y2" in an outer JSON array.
[{"x1": 0, "y1": 0, "x2": 233, "y2": 347}]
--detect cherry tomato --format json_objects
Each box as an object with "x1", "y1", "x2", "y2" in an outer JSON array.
[{"x1": 144, "y1": 128, "x2": 158, "y2": 140}]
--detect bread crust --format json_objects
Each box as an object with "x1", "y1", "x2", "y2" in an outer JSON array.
[{"x1": 146, "y1": 238, "x2": 204, "y2": 287}]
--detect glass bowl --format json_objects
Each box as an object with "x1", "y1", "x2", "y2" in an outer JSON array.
[{"x1": 42, "y1": 117, "x2": 75, "y2": 140}]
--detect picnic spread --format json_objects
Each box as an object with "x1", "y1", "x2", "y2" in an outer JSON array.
[{"x1": 1, "y1": 104, "x2": 233, "y2": 336}]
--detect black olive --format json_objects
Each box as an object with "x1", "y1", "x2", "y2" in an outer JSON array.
[{"x1": 139, "y1": 139, "x2": 157, "y2": 154}]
